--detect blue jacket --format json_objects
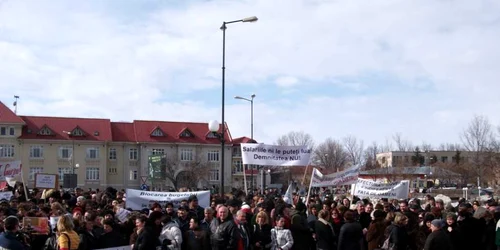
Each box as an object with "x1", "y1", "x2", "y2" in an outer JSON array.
[{"x1": 0, "y1": 231, "x2": 27, "y2": 250}]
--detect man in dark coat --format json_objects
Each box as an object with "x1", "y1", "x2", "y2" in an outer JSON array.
[
  {"x1": 290, "y1": 201, "x2": 312, "y2": 250},
  {"x1": 424, "y1": 219, "x2": 452, "y2": 250},
  {"x1": 210, "y1": 206, "x2": 239, "y2": 250}
]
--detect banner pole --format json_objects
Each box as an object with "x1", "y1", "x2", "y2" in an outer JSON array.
[
  {"x1": 305, "y1": 168, "x2": 315, "y2": 208},
  {"x1": 20, "y1": 165, "x2": 29, "y2": 200},
  {"x1": 243, "y1": 164, "x2": 248, "y2": 195}
]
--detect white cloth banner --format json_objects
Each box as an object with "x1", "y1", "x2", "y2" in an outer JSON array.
[
  {"x1": 0, "y1": 160, "x2": 22, "y2": 181},
  {"x1": 0, "y1": 192, "x2": 13, "y2": 200},
  {"x1": 93, "y1": 246, "x2": 131, "y2": 250},
  {"x1": 353, "y1": 178, "x2": 409, "y2": 199},
  {"x1": 283, "y1": 183, "x2": 293, "y2": 205},
  {"x1": 311, "y1": 165, "x2": 361, "y2": 187},
  {"x1": 240, "y1": 143, "x2": 312, "y2": 166},
  {"x1": 125, "y1": 189, "x2": 210, "y2": 210}
]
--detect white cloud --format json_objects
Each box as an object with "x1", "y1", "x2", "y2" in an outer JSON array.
[{"x1": 1, "y1": 0, "x2": 500, "y2": 148}]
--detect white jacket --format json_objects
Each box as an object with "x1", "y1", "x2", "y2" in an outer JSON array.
[
  {"x1": 158, "y1": 222, "x2": 183, "y2": 250},
  {"x1": 271, "y1": 227, "x2": 294, "y2": 250}
]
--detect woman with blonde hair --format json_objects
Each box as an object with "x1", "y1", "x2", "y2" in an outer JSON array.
[
  {"x1": 253, "y1": 211, "x2": 272, "y2": 250},
  {"x1": 57, "y1": 214, "x2": 81, "y2": 250}
]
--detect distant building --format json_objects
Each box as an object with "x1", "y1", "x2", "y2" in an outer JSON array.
[
  {"x1": 0, "y1": 101, "x2": 250, "y2": 191},
  {"x1": 376, "y1": 150, "x2": 474, "y2": 168}
]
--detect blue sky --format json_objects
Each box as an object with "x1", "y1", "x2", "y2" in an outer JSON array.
[{"x1": 1, "y1": 0, "x2": 499, "y2": 147}]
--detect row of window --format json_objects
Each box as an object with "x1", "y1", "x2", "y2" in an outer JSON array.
[
  {"x1": 28, "y1": 167, "x2": 221, "y2": 182},
  {"x1": 0, "y1": 145, "x2": 221, "y2": 162},
  {"x1": 29, "y1": 167, "x2": 100, "y2": 181},
  {"x1": 0, "y1": 126, "x2": 15, "y2": 136},
  {"x1": 232, "y1": 160, "x2": 258, "y2": 173}
]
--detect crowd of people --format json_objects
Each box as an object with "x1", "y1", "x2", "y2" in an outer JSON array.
[{"x1": 0, "y1": 184, "x2": 498, "y2": 250}]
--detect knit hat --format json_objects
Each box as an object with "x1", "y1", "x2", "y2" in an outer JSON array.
[{"x1": 431, "y1": 219, "x2": 444, "y2": 228}]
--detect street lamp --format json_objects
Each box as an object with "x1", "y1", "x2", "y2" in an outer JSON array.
[
  {"x1": 63, "y1": 131, "x2": 78, "y2": 174},
  {"x1": 235, "y1": 94, "x2": 256, "y2": 191},
  {"x1": 213, "y1": 16, "x2": 258, "y2": 196},
  {"x1": 208, "y1": 120, "x2": 225, "y2": 195}
]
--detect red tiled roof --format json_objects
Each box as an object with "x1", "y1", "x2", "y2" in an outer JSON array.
[
  {"x1": 0, "y1": 101, "x2": 24, "y2": 124},
  {"x1": 133, "y1": 120, "x2": 232, "y2": 144},
  {"x1": 232, "y1": 136, "x2": 257, "y2": 145},
  {"x1": 19, "y1": 116, "x2": 113, "y2": 141},
  {"x1": 110, "y1": 122, "x2": 137, "y2": 142}
]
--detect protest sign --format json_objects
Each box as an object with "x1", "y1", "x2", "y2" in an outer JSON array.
[
  {"x1": 0, "y1": 191, "x2": 13, "y2": 200},
  {"x1": 240, "y1": 143, "x2": 311, "y2": 166},
  {"x1": 0, "y1": 160, "x2": 21, "y2": 181},
  {"x1": 35, "y1": 174, "x2": 58, "y2": 189},
  {"x1": 23, "y1": 217, "x2": 49, "y2": 235},
  {"x1": 311, "y1": 165, "x2": 360, "y2": 187},
  {"x1": 353, "y1": 178, "x2": 409, "y2": 199},
  {"x1": 115, "y1": 207, "x2": 131, "y2": 223},
  {"x1": 125, "y1": 189, "x2": 210, "y2": 210}
]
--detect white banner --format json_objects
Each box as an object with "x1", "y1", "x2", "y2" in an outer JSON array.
[
  {"x1": 125, "y1": 189, "x2": 210, "y2": 210},
  {"x1": 240, "y1": 143, "x2": 312, "y2": 166},
  {"x1": 0, "y1": 191, "x2": 13, "y2": 200},
  {"x1": 94, "y1": 246, "x2": 131, "y2": 250},
  {"x1": 353, "y1": 178, "x2": 409, "y2": 199},
  {"x1": 0, "y1": 160, "x2": 22, "y2": 181},
  {"x1": 311, "y1": 165, "x2": 360, "y2": 187}
]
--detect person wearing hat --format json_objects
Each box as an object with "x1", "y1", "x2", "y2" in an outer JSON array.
[
  {"x1": 0, "y1": 216, "x2": 28, "y2": 249},
  {"x1": 423, "y1": 219, "x2": 452, "y2": 250}
]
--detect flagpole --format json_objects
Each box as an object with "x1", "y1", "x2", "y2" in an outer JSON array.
[
  {"x1": 20, "y1": 164, "x2": 29, "y2": 200},
  {"x1": 305, "y1": 168, "x2": 315, "y2": 208}
]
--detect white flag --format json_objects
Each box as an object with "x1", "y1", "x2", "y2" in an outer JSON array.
[{"x1": 283, "y1": 183, "x2": 293, "y2": 205}]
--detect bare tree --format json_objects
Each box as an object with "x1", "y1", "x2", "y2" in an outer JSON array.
[
  {"x1": 438, "y1": 143, "x2": 462, "y2": 151},
  {"x1": 392, "y1": 133, "x2": 413, "y2": 151},
  {"x1": 420, "y1": 142, "x2": 433, "y2": 152},
  {"x1": 460, "y1": 115, "x2": 496, "y2": 186},
  {"x1": 314, "y1": 138, "x2": 348, "y2": 172},
  {"x1": 275, "y1": 131, "x2": 315, "y2": 149},
  {"x1": 363, "y1": 141, "x2": 381, "y2": 170},
  {"x1": 343, "y1": 135, "x2": 364, "y2": 166}
]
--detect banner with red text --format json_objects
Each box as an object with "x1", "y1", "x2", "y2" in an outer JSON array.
[{"x1": 0, "y1": 160, "x2": 22, "y2": 181}]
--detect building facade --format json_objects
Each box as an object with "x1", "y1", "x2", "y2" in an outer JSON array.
[
  {"x1": 230, "y1": 137, "x2": 271, "y2": 191},
  {"x1": 0, "y1": 101, "x2": 239, "y2": 191},
  {"x1": 376, "y1": 150, "x2": 473, "y2": 168}
]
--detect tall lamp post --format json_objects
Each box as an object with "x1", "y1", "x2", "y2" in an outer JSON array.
[
  {"x1": 235, "y1": 94, "x2": 256, "y2": 191},
  {"x1": 210, "y1": 16, "x2": 258, "y2": 196},
  {"x1": 63, "y1": 131, "x2": 80, "y2": 189}
]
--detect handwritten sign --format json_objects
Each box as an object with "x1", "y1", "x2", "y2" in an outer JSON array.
[
  {"x1": 35, "y1": 174, "x2": 58, "y2": 189},
  {"x1": 23, "y1": 217, "x2": 49, "y2": 235}
]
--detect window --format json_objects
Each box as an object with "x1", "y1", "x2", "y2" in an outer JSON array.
[
  {"x1": 108, "y1": 167, "x2": 118, "y2": 174},
  {"x1": 129, "y1": 148, "x2": 138, "y2": 160},
  {"x1": 29, "y1": 146, "x2": 44, "y2": 159},
  {"x1": 180, "y1": 129, "x2": 193, "y2": 138},
  {"x1": 233, "y1": 160, "x2": 243, "y2": 173},
  {"x1": 232, "y1": 147, "x2": 241, "y2": 157},
  {"x1": 151, "y1": 128, "x2": 164, "y2": 137},
  {"x1": 209, "y1": 168, "x2": 220, "y2": 181},
  {"x1": 207, "y1": 150, "x2": 219, "y2": 162},
  {"x1": 86, "y1": 148, "x2": 99, "y2": 159},
  {"x1": 38, "y1": 126, "x2": 52, "y2": 135},
  {"x1": 0, "y1": 144, "x2": 15, "y2": 158},
  {"x1": 71, "y1": 127, "x2": 84, "y2": 136},
  {"x1": 58, "y1": 167, "x2": 72, "y2": 181},
  {"x1": 151, "y1": 148, "x2": 165, "y2": 156},
  {"x1": 0, "y1": 127, "x2": 5, "y2": 135},
  {"x1": 180, "y1": 149, "x2": 193, "y2": 161},
  {"x1": 109, "y1": 148, "x2": 117, "y2": 160},
  {"x1": 29, "y1": 167, "x2": 44, "y2": 181},
  {"x1": 59, "y1": 147, "x2": 72, "y2": 159},
  {"x1": 86, "y1": 167, "x2": 100, "y2": 180},
  {"x1": 129, "y1": 170, "x2": 138, "y2": 180},
  {"x1": 206, "y1": 132, "x2": 218, "y2": 139},
  {"x1": 9, "y1": 127, "x2": 14, "y2": 136},
  {"x1": 441, "y1": 156, "x2": 448, "y2": 163}
]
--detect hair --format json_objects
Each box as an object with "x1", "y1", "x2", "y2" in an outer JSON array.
[
  {"x1": 256, "y1": 211, "x2": 269, "y2": 225},
  {"x1": 102, "y1": 218, "x2": 114, "y2": 227},
  {"x1": 318, "y1": 209, "x2": 330, "y2": 220},
  {"x1": 204, "y1": 207, "x2": 214, "y2": 214},
  {"x1": 344, "y1": 210, "x2": 355, "y2": 222},
  {"x1": 385, "y1": 211, "x2": 395, "y2": 222},
  {"x1": 236, "y1": 210, "x2": 246, "y2": 218},
  {"x1": 394, "y1": 212, "x2": 408, "y2": 226},
  {"x1": 57, "y1": 214, "x2": 75, "y2": 232}
]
